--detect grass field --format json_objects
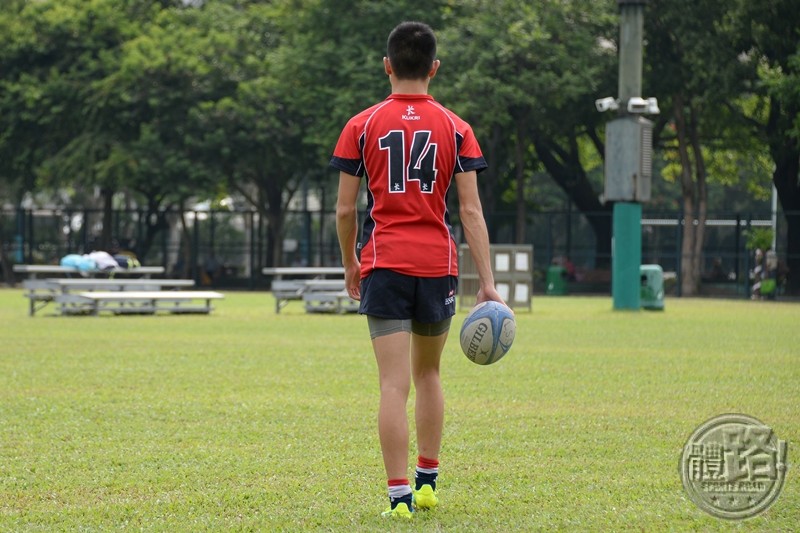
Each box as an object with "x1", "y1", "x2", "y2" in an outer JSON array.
[{"x1": 1, "y1": 288, "x2": 798, "y2": 531}]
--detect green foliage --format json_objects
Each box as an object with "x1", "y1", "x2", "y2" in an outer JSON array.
[
  {"x1": 0, "y1": 0, "x2": 793, "y2": 248},
  {"x1": 744, "y1": 226, "x2": 774, "y2": 251},
  {"x1": 0, "y1": 290, "x2": 798, "y2": 530},
  {"x1": 0, "y1": 0, "x2": 134, "y2": 197},
  {"x1": 435, "y1": 0, "x2": 618, "y2": 224},
  {"x1": 661, "y1": 142, "x2": 773, "y2": 201}
]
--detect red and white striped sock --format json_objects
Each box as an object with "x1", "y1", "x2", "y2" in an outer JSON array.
[
  {"x1": 415, "y1": 456, "x2": 439, "y2": 490},
  {"x1": 387, "y1": 478, "x2": 412, "y2": 509}
]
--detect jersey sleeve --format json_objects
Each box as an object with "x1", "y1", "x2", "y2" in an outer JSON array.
[
  {"x1": 330, "y1": 113, "x2": 368, "y2": 177},
  {"x1": 454, "y1": 121, "x2": 488, "y2": 174}
]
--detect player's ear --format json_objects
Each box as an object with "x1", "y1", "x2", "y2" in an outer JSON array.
[
  {"x1": 383, "y1": 57, "x2": 393, "y2": 76},
  {"x1": 428, "y1": 59, "x2": 441, "y2": 79}
]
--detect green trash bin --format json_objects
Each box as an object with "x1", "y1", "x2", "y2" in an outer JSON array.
[
  {"x1": 546, "y1": 266, "x2": 568, "y2": 295},
  {"x1": 640, "y1": 264, "x2": 664, "y2": 310}
]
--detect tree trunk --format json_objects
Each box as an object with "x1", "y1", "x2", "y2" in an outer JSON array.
[
  {"x1": 514, "y1": 127, "x2": 527, "y2": 244},
  {"x1": 767, "y1": 98, "x2": 800, "y2": 295},
  {"x1": 264, "y1": 181, "x2": 286, "y2": 267},
  {"x1": 475, "y1": 124, "x2": 505, "y2": 242},
  {"x1": 533, "y1": 138, "x2": 612, "y2": 268},
  {"x1": 137, "y1": 198, "x2": 168, "y2": 263},
  {"x1": 101, "y1": 187, "x2": 114, "y2": 251},
  {"x1": 178, "y1": 209, "x2": 193, "y2": 280},
  {"x1": 265, "y1": 211, "x2": 284, "y2": 268},
  {"x1": 783, "y1": 211, "x2": 800, "y2": 295},
  {"x1": 674, "y1": 95, "x2": 701, "y2": 296},
  {"x1": 679, "y1": 206, "x2": 699, "y2": 295},
  {"x1": 0, "y1": 216, "x2": 14, "y2": 284},
  {"x1": 689, "y1": 105, "x2": 708, "y2": 289}
]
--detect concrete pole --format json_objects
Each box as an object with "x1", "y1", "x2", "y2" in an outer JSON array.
[
  {"x1": 612, "y1": 0, "x2": 647, "y2": 310},
  {"x1": 617, "y1": 0, "x2": 645, "y2": 107}
]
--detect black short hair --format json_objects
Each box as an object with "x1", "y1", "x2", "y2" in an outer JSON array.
[{"x1": 386, "y1": 21, "x2": 437, "y2": 80}]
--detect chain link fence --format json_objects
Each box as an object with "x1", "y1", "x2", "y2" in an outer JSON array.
[{"x1": 1, "y1": 207, "x2": 795, "y2": 297}]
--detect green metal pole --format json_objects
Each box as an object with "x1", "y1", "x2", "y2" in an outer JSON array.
[{"x1": 612, "y1": 202, "x2": 641, "y2": 309}]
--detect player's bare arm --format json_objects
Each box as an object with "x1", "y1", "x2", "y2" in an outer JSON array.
[
  {"x1": 336, "y1": 171, "x2": 362, "y2": 300},
  {"x1": 455, "y1": 170, "x2": 506, "y2": 306}
]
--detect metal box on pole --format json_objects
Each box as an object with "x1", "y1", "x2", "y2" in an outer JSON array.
[{"x1": 604, "y1": 116, "x2": 653, "y2": 202}]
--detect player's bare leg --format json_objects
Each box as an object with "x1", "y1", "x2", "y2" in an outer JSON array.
[
  {"x1": 411, "y1": 331, "x2": 447, "y2": 459},
  {"x1": 371, "y1": 331, "x2": 412, "y2": 481},
  {"x1": 410, "y1": 331, "x2": 446, "y2": 510}
]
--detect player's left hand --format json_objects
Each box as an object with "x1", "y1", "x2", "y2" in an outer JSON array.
[{"x1": 476, "y1": 285, "x2": 512, "y2": 313}]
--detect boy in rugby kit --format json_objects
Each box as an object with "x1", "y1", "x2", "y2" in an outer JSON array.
[{"x1": 331, "y1": 21, "x2": 506, "y2": 518}]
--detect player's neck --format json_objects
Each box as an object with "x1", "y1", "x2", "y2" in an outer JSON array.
[{"x1": 390, "y1": 78, "x2": 430, "y2": 95}]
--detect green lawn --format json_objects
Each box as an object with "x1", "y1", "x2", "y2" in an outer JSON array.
[{"x1": 0, "y1": 289, "x2": 797, "y2": 531}]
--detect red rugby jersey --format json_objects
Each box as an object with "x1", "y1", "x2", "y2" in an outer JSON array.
[{"x1": 331, "y1": 94, "x2": 487, "y2": 278}]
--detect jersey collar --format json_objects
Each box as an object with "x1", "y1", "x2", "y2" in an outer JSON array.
[{"x1": 386, "y1": 94, "x2": 434, "y2": 101}]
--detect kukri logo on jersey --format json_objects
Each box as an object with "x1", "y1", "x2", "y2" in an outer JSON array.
[{"x1": 402, "y1": 105, "x2": 420, "y2": 121}]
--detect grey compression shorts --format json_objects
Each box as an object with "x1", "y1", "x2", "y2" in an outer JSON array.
[{"x1": 367, "y1": 316, "x2": 452, "y2": 340}]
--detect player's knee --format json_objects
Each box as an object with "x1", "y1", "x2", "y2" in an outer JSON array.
[{"x1": 413, "y1": 367, "x2": 441, "y2": 387}]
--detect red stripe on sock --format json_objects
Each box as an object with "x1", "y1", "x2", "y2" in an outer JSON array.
[
  {"x1": 387, "y1": 478, "x2": 409, "y2": 487},
  {"x1": 417, "y1": 455, "x2": 439, "y2": 469}
]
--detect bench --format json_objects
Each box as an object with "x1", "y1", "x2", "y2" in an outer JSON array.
[
  {"x1": 14, "y1": 264, "x2": 165, "y2": 279},
  {"x1": 15, "y1": 264, "x2": 167, "y2": 316},
  {"x1": 567, "y1": 269, "x2": 611, "y2": 294},
  {"x1": 302, "y1": 280, "x2": 359, "y2": 314},
  {"x1": 22, "y1": 278, "x2": 196, "y2": 316},
  {"x1": 59, "y1": 291, "x2": 224, "y2": 316},
  {"x1": 263, "y1": 267, "x2": 346, "y2": 313},
  {"x1": 270, "y1": 280, "x2": 308, "y2": 313}
]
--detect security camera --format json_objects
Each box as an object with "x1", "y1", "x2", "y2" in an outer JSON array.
[
  {"x1": 627, "y1": 97, "x2": 648, "y2": 113},
  {"x1": 627, "y1": 96, "x2": 660, "y2": 114},
  {"x1": 595, "y1": 97, "x2": 619, "y2": 112}
]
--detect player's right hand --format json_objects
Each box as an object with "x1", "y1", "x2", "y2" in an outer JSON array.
[{"x1": 344, "y1": 261, "x2": 361, "y2": 300}]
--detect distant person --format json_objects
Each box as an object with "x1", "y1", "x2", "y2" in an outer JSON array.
[
  {"x1": 202, "y1": 255, "x2": 222, "y2": 286},
  {"x1": 705, "y1": 257, "x2": 727, "y2": 282},
  {"x1": 761, "y1": 248, "x2": 778, "y2": 299},
  {"x1": 563, "y1": 256, "x2": 576, "y2": 281},
  {"x1": 331, "y1": 21, "x2": 507, "y2": 519},
  {"x1": 751, "y1": 248, "x2": 769, "y2": 299}
]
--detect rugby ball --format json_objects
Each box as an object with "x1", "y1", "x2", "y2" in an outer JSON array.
[{"x1": 459, "y1": 301, "x2": 515, "y2": 365}]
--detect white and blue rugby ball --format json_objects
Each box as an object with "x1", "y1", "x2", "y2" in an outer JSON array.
[{"x1": 459, "y1": 301, "x2": 515, "y2": 365}]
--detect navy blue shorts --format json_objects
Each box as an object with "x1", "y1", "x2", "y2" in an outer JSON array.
[{"x1": 359, "y1": 269, "x2": 457, "y2": 323}]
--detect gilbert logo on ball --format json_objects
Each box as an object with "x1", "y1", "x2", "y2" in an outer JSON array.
[{"x1": 459, "y1": 301, "x2": 515, "y2": 365}]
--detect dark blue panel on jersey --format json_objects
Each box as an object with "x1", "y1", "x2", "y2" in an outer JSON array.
[
  {"x1": 330, "y1": 156, "x2": 364, "y2": 177},
  {"x1": 458, "y1": 155, "x2": 488, "y2": 174}
]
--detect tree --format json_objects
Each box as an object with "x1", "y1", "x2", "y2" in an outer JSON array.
[
  {"x1": 1, "y1": 0, "x2": 791, "y2": 285},
  {"x1": 645, "y1": 0, "x2": 764, "y2": 295},
  {"x1": 97, "y1": 2, "x2": 247, "y2": 261},
  {"x1": 190, "y1": 0, "x2": 448, "y2": 266},
  {"x1": 0, "y1": 0, "x2": 150, "y2": 275},
  {"x1": 726, "y1": 0, "x2": 800, "y2": 294},
  {"x1": 437, "y1": 0, "x2": 618, "y2": 262}
]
